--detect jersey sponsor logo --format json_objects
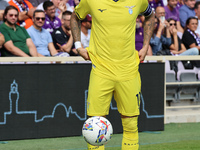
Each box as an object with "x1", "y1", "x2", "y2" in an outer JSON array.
[
  {"x1": 125, "y1": 6, "x2": 135, "y2": 14},
  {"x1": 98, "y1": 9, "x2": 107, "y2": 12}
]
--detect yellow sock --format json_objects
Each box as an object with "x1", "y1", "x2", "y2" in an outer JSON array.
[
  {"x1": 121, "y1": 117, "x2": 139, "y2": 150},
  {"x1": 87, "y1": 143, "x2": 105, "y2": 150}
]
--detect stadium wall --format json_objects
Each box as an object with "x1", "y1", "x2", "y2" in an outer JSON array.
[{"x1": 0, "y1": 60, "x2": 164, "y2": 140}]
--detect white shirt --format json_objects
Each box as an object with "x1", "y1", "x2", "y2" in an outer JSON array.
[{"x1": 81, "y1": 30, "x2": 91, "y2": 48}]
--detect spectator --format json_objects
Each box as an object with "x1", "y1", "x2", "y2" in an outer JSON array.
[
  {"x1": 56, "y1": 0, "x2": 73, "y2": 15},
  {"x1": 155, "y1": 6, "x2": 166, "y2": 22},
  {"x1": 43, "y1": 1, "x2": 62, "y2": 34},
  {"x1": 164, "y1": 0, "x2": 184, "y2": 33},
  {"x1": 182, "y1": 17, "x2": 200, "y2": 68},
  {"x1": 68, "y1": 0, "x2": 74, "y2": 9},
  {"x1": 73, "y1": 0, "x2": 79, "y2": 6},
  {"x1": 182, "y1": 17, "x2": 200, "y2": 50},
  {"x1": 0, "y1": 6, "x2": 39, "y2": 57},
  {"x1": 0, "y1": 33, "x2": 5, "y2": 48},
  {"x1": 68, "y1": 0, "x2": 79, "y2": 10},
  {"x1": 8, "y1": 0, "x2": 36, "y2": 29},
  {"x1": 167, "y1": 18, "x2": 199, "y2": 55},
  {"x1": 37, "y1": 0, "x2": 73, "y2": 19},
  {"x1": 195, "y1": 1, "x2": 200, "y2": 36},
  {"x1": 149, "y1": 0, "x2": 164, "y2": 12},
  {"x1": 177, "y1": 0, "x2": 184, "y2": 9},
  {"x1": 0, "y1": 0, "x2": 9, "y2": 25},
  {"x1": 51, "y1": 11, "x2": 78, "y2": 56},
  {"x1": 27, "y1": 10, "x2": 63, "y2": 57},
  {"x1": 179, "y1": 0, "x2": 196, "y2": 28},
  {"x1": 150, "y1": 17, "x2": 171, "y2": 55},
  {"x1": 81, "y1": 15, "x2": 91, "y2": 48},
  {"x1": 135, "y1": 16, "x2": 153, "y2": 55}
]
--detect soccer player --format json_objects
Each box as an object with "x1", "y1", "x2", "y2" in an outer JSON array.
[{"x1": 70, "y1": 0, "x2": 155, "y2": 149}]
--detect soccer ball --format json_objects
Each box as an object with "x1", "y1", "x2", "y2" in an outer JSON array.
[{"x1": 82, "y1": 116, "x2": 113, "y2": 146}]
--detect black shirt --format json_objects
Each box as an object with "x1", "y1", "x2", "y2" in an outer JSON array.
[{"x1": 51, "y1": 27, "x2": 77, "y2": 56}]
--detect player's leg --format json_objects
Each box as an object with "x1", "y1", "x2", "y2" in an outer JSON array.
[
  {"x1": 114, "y1": 72, "x2": 141, "y2": 150},
  {"x1": 87, "y1": 70, "x2": 114, "y2": 150},
  {"x1": 121, "y1": 115, "x2": 139, "y2": 150}
]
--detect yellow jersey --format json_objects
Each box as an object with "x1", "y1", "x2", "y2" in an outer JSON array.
[{"x1": 75, "y1": 0, "x2": 151, "y2": 81}]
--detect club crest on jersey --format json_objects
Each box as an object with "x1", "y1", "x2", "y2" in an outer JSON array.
[{"x1": 125, "y1": 6, "x2": 135, "y2": 14}]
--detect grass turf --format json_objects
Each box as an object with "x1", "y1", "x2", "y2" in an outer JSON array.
[{"x1": 0, "y1": 123, "x2": 200, "y2": 150}]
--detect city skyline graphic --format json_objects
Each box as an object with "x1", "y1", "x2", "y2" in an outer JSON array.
[{"x1": 0, "y1": 80, "x2": 164, "y2": 125}]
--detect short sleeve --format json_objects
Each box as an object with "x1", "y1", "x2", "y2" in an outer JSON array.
[
  {"x1": 74, "y1": 0, "x2": 90, "y2": 20},
  {"x1": 51, "y1": 29, "x2": 67, "y2": 49},
  {"x1": 0, "y1": 27, "x2": 11, "y2": 43},
  {"x1": 1, "y1": 31, "x2": 11, "y2": 43},
  {"x1": 182, "y1": 31, "x2": 197, "y2": 49},
  {"x1": 46, "y1": 31, "x2": 53, "y2": 43}
]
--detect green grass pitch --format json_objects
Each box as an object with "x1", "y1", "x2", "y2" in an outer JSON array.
[{"x1": 0, "y1": 123, "x2": 200, "y2": 150}]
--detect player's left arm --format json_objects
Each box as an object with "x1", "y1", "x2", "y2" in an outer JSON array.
[{"x1": 139, "y1": 5, "x2": 155, "y2": 61}]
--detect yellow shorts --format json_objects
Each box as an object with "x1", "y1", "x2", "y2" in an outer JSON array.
[{"x1": 87, "y1": 70, "x2": 141, "y2": 116}]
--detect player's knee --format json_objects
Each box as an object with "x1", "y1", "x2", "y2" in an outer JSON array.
[{"x1": 121, "y1": 116, "x2": 138, "y2": 139}]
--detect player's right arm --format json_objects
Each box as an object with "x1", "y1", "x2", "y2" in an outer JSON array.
[
  {"x1": 139, "y1": 4, "x2": 155, "y2": 61},
  {"x1": 71, "y1": 12, "x2": 90, "y2": 60}
]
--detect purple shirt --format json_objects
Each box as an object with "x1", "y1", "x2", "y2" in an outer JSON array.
[
  {"x1": 164, "y1": 6, "x2": 180, "y2": 21},
  {"x1": 179, "y1": 4, "x2": 195, "y2": 27},
  {"x1": 176, "y1": 2, "x2": 183, "y2": 10},
  {"x1": 42, "y1": 14, "x2": 61, "y2": 34},
  {"x1": 149, "y1": 0, "x2": 164, "y2": 12},
  {"x1": 135, "y1": 27, "x2": 144, "y2": 51},
  {"x1": 68, "y1": 0, "x2": 74, "y2": 7}
]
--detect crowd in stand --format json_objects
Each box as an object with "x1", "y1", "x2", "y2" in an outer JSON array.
[
  {"x1": 0, "y1": 0, "x2": 200, "y2": 58},
  {"x1": 0, "y1": 0, "x2": 91, "y2": 57},
  {"x1": 136, "y1": 0, "x2": 200, "y2": 57}
]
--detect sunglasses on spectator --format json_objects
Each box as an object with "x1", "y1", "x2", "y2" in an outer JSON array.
[
  {"x1": 35, "y1": 17, "x2": 45, "y2": 21},
  {"x1": 9, "y1": 14, "x2": 18, "y2": 18},
  {"x1": 170, "y1": 23, "x2": 176, "y2": 26}
]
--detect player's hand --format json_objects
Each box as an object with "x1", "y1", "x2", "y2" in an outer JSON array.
[
  {"x1": 138, "y1": 47, "x2": 148, "y2": 62},
  {"x1": 77, "y1": 48, "x2": 90, "y2": 60}
]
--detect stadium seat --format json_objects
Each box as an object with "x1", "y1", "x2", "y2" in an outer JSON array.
[
  {"x1": 177, "y1": 61, "x2": 198, "y2": 101},
  {"x1": 165, "y1": 60, "x2": 178, "y2": 102},
  {"x1": 196, "y1": 70, "x2": 200, "y2": 101},
  {"x1": 193, "y1": 66, "x2": 200, "y2": 74}
]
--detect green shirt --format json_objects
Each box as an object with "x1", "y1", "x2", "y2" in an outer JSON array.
[{"x1": 0, "y1": 23, "x2": 30, "y2": 56}]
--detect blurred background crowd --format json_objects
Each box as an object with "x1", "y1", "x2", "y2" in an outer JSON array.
[{"x1": 0, "y1": 0, "x2": 200, "y2": 59}]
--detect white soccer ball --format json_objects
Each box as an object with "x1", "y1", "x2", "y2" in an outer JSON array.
[{"x1": 82, "y1": 116, "x2": 113, "y2": 146}]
